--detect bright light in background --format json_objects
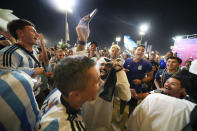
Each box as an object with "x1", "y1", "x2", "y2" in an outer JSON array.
[
  {"x1": 51, "y1": 0, "x2": 75, "y2": 13},
  {"x1": 139, "y1": 31, "x2": 145, "y2": 35},
  {"x1": 116, "y1": 37, "x2": 121, "y2": 42},
  {"x1": 139, "y1": 24, "x2": 149, "y2": 32},
  {"x1": 173, "y1": 36, "x2": 183, "y2": 41}
]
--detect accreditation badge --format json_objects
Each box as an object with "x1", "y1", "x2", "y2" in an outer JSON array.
[{"x1": 138, "y1": 65, "x2": 142, "y2": 70}]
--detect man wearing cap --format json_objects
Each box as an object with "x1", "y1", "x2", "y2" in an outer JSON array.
[
  {"x1": 154, "y1": 56, "x2": 182, "y2": 89},
  {"x1": 82, "y1": 57, "x2": 131, "y2": 131}
]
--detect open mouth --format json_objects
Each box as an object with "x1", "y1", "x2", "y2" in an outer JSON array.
[
  {"x1": 164, "y1": 86, "x2": 171, "y2": 90},
  {"x1": 100, "y1": 69, "x2": 107, "y2": 76}
]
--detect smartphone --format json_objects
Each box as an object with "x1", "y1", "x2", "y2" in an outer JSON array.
[
  {"x1": 80, "y1": 8, "x2": 98, "y2": 25},
  {"x1": 88, "y1": 8, "x2": 98, "y2": 23}
]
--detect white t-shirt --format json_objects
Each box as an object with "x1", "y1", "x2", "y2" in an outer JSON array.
[{"x1": 127, "y1": 93, "x2": 196, "y2": 131}]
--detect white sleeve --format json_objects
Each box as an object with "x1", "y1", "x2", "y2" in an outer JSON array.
[
  {"x1": 115, "y1": 70, "x2": 131, "y2": 101},
  {"x1": 127, "y1": 94, "x2": 196, "y2": 131}
]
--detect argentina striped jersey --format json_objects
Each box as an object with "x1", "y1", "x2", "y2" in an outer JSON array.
[
  {"x1": 37, "y1": 88, "x2": 86, "y2": 131},
  {"x1": 0, "y1": 44, "x2": 39, "y2": 76},
  {"x1": 0, "y1": 69, "x2": 40, "y2": 131}
]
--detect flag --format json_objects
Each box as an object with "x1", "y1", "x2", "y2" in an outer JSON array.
[{"x1": 0, "y1": 9, "x2": 18, "y2": 31}]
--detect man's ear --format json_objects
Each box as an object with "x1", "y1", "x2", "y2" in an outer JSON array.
[
  {"x1": 16, "y1": 29, "x2": 24, "y2": 38},
  {"x1": 181, "y1": 88, "x2": 187, "y2": 96},
  {"x1": 68, "y1": 91, "x2": 81, "y2": 100}
]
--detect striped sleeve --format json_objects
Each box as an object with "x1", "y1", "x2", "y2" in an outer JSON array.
[
  {"x1": 37, "y1": 89, "x2": 86, "y2": 131},
  {"x1": 39, "y1": 116, "x2": 86, "y2": 131},
  {"x1": 0, "y1": 70, "x2": 40, "y2": 131}
]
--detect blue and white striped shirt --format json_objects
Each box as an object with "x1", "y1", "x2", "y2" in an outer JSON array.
[
  {"x1": 37, "y1": 88, "x2": 85, "y2": 131},
  {"x1": 0, "y1": 69, "x2": 40, "y2": 131},
  {"x1": 0, "y1": 44, "x2": 39, "y2": 76}
]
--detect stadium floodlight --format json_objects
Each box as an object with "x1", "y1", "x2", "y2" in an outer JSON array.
[
  {"x1": 116, "y1": 37, "x2": 121, "y2": 45},
  {"x1": 139, "y1": 24, "x2": 149, "y2": 32},
  {"x1": 52, "y1": 0, "x2": 75, "y2": 13},
  {"x1": 52, "y1": 0, "x2": 74, "y2": 45},
  {"x1": 138, "y1": 23, "x2": 149, "y2": 43},
  {"x1": 116, "y1": 37, "x2": 121, "y2": 42},
  {"x1": 139, "y1": 31, "x2": 145, "y2": 36}
]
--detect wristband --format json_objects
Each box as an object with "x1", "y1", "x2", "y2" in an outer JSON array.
[{"x1": 78, "y1": 40, "x2": 86, "y2": 45}]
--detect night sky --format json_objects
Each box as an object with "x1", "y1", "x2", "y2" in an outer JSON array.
[{"x1": 1, "y1": 0, "x2": 197, "y2": 55}]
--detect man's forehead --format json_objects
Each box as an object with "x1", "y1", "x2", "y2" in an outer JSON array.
[
  {"x1": 136, "y1": 46, "x2": 145, "y2": 50},
  {"x1": 168, "y1": 77, "x2": 180, "y2": 84},
  {"x1": 89, "y1": 43, "x2": 97, "y2": 47},
  {"x1": 23, "y1": 25, "x2": 36, "y2": 31},
  {"x1": 167, "y1": 59, "x2": 178, "y2": 62}
]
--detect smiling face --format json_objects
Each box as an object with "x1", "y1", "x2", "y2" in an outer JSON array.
[
  {"x1": 134, "y1": 46, "x2": 145, "y2": 59},
  {"x1": 167, "y1": 58, "x2": 179, "y2": 70},
  {"x1": 99, "y1": 62, "x2": 112, "y2": 80},
  {"x1": 110, "y1": 47, "x2": 119, "y2": 59},
  {"x1": 163, "y1": 77, "x2": 185, "y2": 98},
  {"x1": 18, "y1": 26, "x2": 39, "y2": 45},
  {"x1": 88, "y1": 43, "x2": 97, "y2": 52},
  {"x1": 56, "y1": 51, "x2": 65, "y2": 60}
]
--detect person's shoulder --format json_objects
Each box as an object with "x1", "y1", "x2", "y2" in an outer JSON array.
[
  {"x1": 142, "y1": 59, "x2": 151, "y2": 65},
  {"x1": 40, "y1": 88, "x2": 61, "y2": 113},
  {"x1": 38, "y1": 106, "x2": 71, "y2": 131},
  {"x1": 0, "y1": 44, "x2": 15, "y2": 53},
  {"x1": 0, "y1": 69, "x2": 32, "y2": 83},
  {"x1": 144, "y1": 94, "x2": 196, "y2": 109},
  {"x1": 124, "y1": 58, "x2": 133, "y2": 63},
  {"x1": 157, "y1": 69, "x2": 164, "y2": 74}
]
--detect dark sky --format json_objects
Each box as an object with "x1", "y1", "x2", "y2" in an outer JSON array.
[{"x1": 1, "y1": 0, "x2": 197, "y2": 54}]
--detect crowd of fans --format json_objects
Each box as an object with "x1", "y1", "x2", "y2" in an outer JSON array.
[{"x1": 0, "y1": 13, "x2": 197, "y2": 131}]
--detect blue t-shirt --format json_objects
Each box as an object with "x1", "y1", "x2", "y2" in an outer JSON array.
[
  {"x1": 160, "y1": 59, "x2": 166, "y2": 69},
  {"x1": 123, "y1": 58, "x2": 152, "y2": 93},
  {"x1": 155, "y1": 69, "x2": 173, "y2": 88}
]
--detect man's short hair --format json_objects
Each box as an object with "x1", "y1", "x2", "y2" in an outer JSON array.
[
  {"x1": 55, "y1": 49, "x2": 64, "y2": 54},
  {"x1": 137, "y1": 45, "x2": 145, "y2": 49},
  {"x1": 7, "y1": 19, "x2": 35, "y2": 40},
  {"x1": 171, "y1": 74, "x2": 184, "y2": 88},
  {"x1": 54, "y1": 56, "x2": 95, "y2": 97},
  {"x1": 167, "y1": 51, "x2": 173, "y2": 55},
  {"x1": 89, "y1": 41, "x2": 98, "y2": 47},
  {"x1": 174, "y1": 70, "x2": 197, "y2": 99},
  {"x1": 167, "y1": 56, "x2": 182, "y2": 64},
  {"x1": 110, "y1": 44, "x2": 120, "y2": 53}
]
